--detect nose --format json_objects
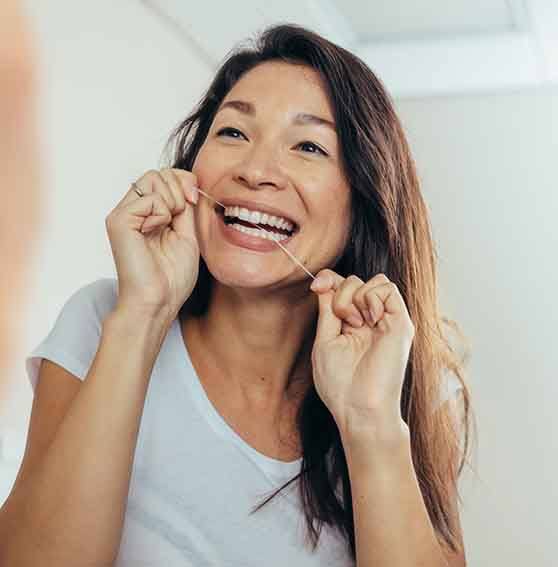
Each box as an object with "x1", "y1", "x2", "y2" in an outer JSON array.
[{"x1": 231, "y1": 141, "x2": 288, "y2": 192}]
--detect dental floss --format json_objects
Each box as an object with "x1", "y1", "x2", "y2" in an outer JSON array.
[{"x1": 195, "y1": 187, "x2": 316, "y2": 281}]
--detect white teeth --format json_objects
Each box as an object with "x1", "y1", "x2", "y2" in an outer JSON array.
[
  {"x1": 229, "y1": 223, "x2": 290, "y2": 242},
  {"x1": 249, "y1": 210, "x2": 261, "y2": 224},
  {"x1": 223, "y1": 206, "x2": 295, "y2": 232}
]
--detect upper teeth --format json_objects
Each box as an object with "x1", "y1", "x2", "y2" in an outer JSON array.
[{"x1": 224, "y1": 206, "x2": 295, "y2": 232}]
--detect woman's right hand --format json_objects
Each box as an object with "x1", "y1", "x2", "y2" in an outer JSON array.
[{"x1": 105, "y1": 168, "x2": 200, "y2": 324}]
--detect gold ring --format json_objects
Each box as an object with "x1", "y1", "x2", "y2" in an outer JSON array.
[{"x1": 132, "y1": 182, "x2": 143, "y2": 198}]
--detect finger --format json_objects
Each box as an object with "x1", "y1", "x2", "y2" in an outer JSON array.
[
  {"x1": 310, "y1": 268, "x2": 344, "y2": 293},
  {"x1": 310, "y1": 270, "x2": 366, "y2": 327},
  {"x1": 159, "y1": 168, "x2": 186, "y2": 214},
  {"x1": 152, "y1": 170, "x2": 177, "y2": 212},
  {"x1": 142, "y1": 214, "x2": 171, "y2": 233},
  {"x1": 314, "y1": 288, "x2": 342, "y2": 344},
  {"x1": 166, "y1": 169, "x2": 195, "y2": 217},
  {"x1": 114, "y1": 169, "x2": 170, "y2": 213},
  {"x1": 113, "y1": 179, "x2": 153, "y2": 210},
  {"x1": 353, "y1": 273, "x2": 390, "y2": 326},
  {"x1": 119, "y1": 191, "x2": 171, "y2": 233},
  {"x1": 331, "y1": 274, "x2": 365, "y2": 327},
  {"x1": 171, "y1": 168, "x2": 199, "y2": 204},
  {"x1": 311, "y1": 269, "x2": 346, "y2": 343},
  {"x1": 363, "y1": 281, "x2": 412, "y2": 331},
  {"x1": 166, "y1": 170, "x2": 198, "y2": 239}
]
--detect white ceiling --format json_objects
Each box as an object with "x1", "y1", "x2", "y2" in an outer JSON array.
[
  {"x1": 143, "y1": 0, "x2": 558, "y2": 98},
  {"x1": 336, "y1": 0, "x2": 521, "y2": 41}
]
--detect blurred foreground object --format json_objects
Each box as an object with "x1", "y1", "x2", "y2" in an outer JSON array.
[{"x1": 0, "y1": 0, "x2": 44, "y2": 413}]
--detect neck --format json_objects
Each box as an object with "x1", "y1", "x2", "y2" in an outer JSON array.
[{"x1": 182, "y1": 280, "x2": 318, "y2": 415}]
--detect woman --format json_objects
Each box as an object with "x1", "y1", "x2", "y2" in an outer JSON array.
[{"x1": 0, "y1": 24, "x2": 472, "y2": 566}]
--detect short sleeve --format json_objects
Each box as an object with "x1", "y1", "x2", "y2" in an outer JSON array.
[{"x1": 25, "y1": 278, "x2": 118, "y2": 394}]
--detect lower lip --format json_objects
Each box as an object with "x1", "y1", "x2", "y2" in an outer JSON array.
[{"x1": 216, "y1": 211, "x2": 296, "y2": 252}]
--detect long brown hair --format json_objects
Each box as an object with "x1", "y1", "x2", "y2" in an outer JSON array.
[{"x1": 162, "y1": 23, "x2": 476, "y2": 563}]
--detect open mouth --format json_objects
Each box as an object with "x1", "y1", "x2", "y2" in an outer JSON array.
[{"x1": 215, "y1": 203, "x2": 299, "y2": 243}]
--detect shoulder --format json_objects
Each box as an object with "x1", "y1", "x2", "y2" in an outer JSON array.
[
  {"x1": 62, "y1": 277, "x2": 118, "y2": 323},
  {"x1": 26, "y1": 278, "x2": 119, "y2": 389}
]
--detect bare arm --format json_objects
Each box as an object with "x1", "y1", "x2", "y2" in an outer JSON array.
[
  {"x1": 340, "y1": 413, "x2": 466, "y2": 567},
  {"x1": 0, "y1": 308, "x2": 172, "y2": 567}
]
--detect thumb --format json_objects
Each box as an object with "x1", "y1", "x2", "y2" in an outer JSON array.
[{"x1": 314, "y1": 289, "x2": 341, "y2": 344}]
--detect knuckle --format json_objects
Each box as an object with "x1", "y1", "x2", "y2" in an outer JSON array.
[
  {"x1": 157, "y1": 178, "x2": 178, "y2": 204},
  {"x1": 166, "y1": 193, "x2": 177, "y2": 208},
  {"x1": 363, "y1": 290, "x2": 375, "y2": 305},
  {"x1": 332, "y1": 297, "x2": 352, "y2": 318},
  {"x1": 353, "y1": 287, "x2": 367, "y2": 304},
  {"x1": 346, "y1": 274, "x2": 362, "y2": 285},
  {"x1": 158, "y1": 170, "x2": 171, "y2": 185},
  {"x1": 173, "y1": 168, "x2": 197, "y2": 183},
  {"x1": 152, "y1": 193, "x2": 168, "y2": 209},
  {"x1": 169, "y1": 169, "x2": 182, "y2": 186},
  {"x1": 317, "y1": 268, "x2": 335, "y2": 283}
]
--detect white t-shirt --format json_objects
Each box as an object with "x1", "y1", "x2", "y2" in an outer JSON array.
[{"x1": 26, "y1": 278, "x2": 463, "y2": 567}]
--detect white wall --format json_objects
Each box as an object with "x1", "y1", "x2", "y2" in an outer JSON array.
[
  {"x1": 396, "y1": 90, "x2": 558, "y2": 566},
  {"x1": 2, "y1": 2, "x2": 557, "y2": 566}
]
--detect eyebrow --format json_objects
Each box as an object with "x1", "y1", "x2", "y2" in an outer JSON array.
[{"x1": 216, "y1": 99, "x2": 336, "y2": 132}]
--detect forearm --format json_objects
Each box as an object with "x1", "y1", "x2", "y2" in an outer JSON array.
[
  {"x1": 0, "y1": 309, "x2": 171, "y2": 567},
  {"x1": 340, "y1": 414, "x2": 449, "y2": 567}
]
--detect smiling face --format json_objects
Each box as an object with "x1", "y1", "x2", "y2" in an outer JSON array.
[{"x1": 192, "y1": 61, "x2": 351, "y2": 290}]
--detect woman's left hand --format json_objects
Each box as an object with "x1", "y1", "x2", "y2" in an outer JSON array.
[{"x1": 309, "y1": 269, "x2": 415, "y2": 436}]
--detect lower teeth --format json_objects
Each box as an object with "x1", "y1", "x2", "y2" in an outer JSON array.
[{"x1": 228, "y1": 222, "x2": 290, "y2": 242}]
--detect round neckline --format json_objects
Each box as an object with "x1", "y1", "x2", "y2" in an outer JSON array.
[{"x1": 172, "y1": 318, "x2": 303, "y2": 475}]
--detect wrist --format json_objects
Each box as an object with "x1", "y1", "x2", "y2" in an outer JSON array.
[
  {"x1": 339, "y1": 409, "x2": 410, "y2": 455},
  {"x1": 106, "y1": 306, "x2": 174, "y2": 337}
]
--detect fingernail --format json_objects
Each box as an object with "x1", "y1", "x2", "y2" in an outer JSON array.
[
  {"x1": 347, "y1": 315, "x2": 364, "y2": 327},
  {"x1": 368, "y1": 308, "x2": 376, "y2": 324},
  {"x1": 191, "y1": 186, "x2": 199, "y2": 204},
  {"x1": 310, "y1": 275, "x2": 328, "y2": 292}
]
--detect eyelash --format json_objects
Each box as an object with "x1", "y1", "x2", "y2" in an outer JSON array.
[{"x1": 216, "y1": 127, "x2": 329, "y2": 157}]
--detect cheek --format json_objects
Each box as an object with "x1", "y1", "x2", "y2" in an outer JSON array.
[
  {"x1": 191, "y1": 144, "x2": 214, "y2": 186},
  {"x1": 311, "y1": 185, "x2": 351, "y2": 253},
  {"x1": 309, "y1": 178, "x2": 351, "y2": 226},
  {"x1": 192, "y1": 146, "x2": 243, "y2": 194}
]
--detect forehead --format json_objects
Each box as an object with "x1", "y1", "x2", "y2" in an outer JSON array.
[{"x1": 224, "y1": 61, "x2": 332, "y2": 117}]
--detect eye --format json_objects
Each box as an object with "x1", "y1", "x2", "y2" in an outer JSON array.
[
  {"x1": 216, "y1": 127, "x2": 328, "y2": 156},
  {"x1": 296, "y1": 141, "x2": 328, "y2": 156},
  {"x1": 216, "y1": 127, "x2": 247, "y2": 140}
]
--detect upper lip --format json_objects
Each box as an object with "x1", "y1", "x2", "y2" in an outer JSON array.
[{"x1": 215, "y1": 197, "x2": 300, "y2": 230}]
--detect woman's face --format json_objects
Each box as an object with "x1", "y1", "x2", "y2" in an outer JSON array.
[{"x1": 192, "y1": 61, "x2": 351, "y2": 291}]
